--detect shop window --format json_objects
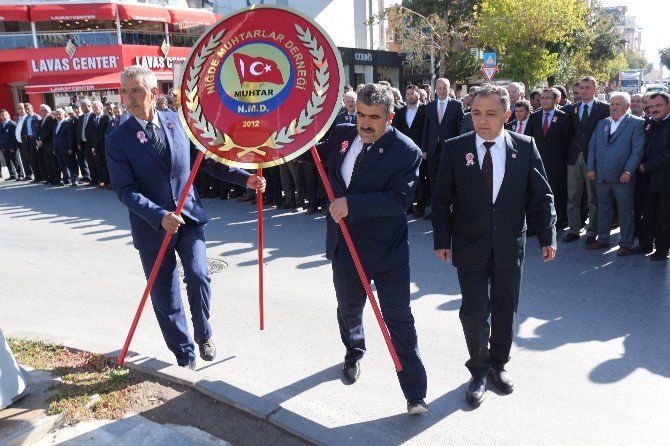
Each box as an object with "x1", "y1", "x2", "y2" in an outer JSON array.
[
  {"x1": 120, "y1": 20, "x2": 166, "y2": 46},
  {"x1": 36, "y1": 20, "x2": 117, "y2": 48}
]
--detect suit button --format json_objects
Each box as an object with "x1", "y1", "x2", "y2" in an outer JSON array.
[{"x1": 493, "y1": 226, "x2": 497, "y2": 230}]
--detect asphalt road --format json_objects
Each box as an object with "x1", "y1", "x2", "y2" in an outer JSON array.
[{"x1": 1, "y1": 179, "x2": 668, "y2": 445}]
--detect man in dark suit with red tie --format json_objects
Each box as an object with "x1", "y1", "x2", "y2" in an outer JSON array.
[
  {"x1": 526, "y1": 87, "x2": 572, "y2": 228},
  {"x1": 562, "y1": 76, "x2": 610, "y2": 246},
  {"x1": 308, "y1": 83, "x2": 428, "y2": 414},
  {"x1": 504, "y1": 99, "x2": 532, "y2": 135},
  {"x1": 421, "y1": 78, "x2": 464, "y2": 218},
  {"x1": 393, "y1": 85, "x2": 428, "y2": 217},
  {"x1": 431, "y1": 84, "x2": 556, "y2": 408},
  {"x1": 90, "y1": 101, "x2": 110, "y2": 188}
]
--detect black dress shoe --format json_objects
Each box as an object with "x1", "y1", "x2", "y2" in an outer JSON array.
[
  {"x1": 196, "y1": 338, "x2": 216, "y2": 361},
  {"x1": 407, "y1": 398, "x2": 428, "y2": 414},
  {"x1": 490, "y1": 368, "x2": 514, "y2": 394},
  {"x1": 630, "y1": 246, "x2": 653, "y2": 255},
  {"x1": 650, "y1": 251, "x2": 669, "y2": 261},
  {"x1": 585, "y1": 235, "x2": 597, "y2": 247},
  {"x1": 465, "y1": 377, "x2": 486, "y2": 407},
  {"x1": 413, "y1": 209, "x2": 425, "y2": 219},
  {"x1": 342, "y1": 361, "x2": 360, "y2": 383},
  {"x1": 180, "y1": 359, "x2": 197, "y2": 370},
  {"x1": 422, "y1": 213, "x2": 432, "y2": 220},
  {"x1": 561, "y1": 233, "x2": 580, "y2": 242},
  {"x1": 305, "y1": 207, "x2": 318, "y2": 215}
]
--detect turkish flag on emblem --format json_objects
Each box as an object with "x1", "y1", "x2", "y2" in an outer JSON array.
[{"x1": 233, "y1": 54, "x2": 285, "y2": 86}]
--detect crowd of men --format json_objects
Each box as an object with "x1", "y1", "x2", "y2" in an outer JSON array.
[{"x1": 1, "y1": 78, "x2": 668, "y2": 260}]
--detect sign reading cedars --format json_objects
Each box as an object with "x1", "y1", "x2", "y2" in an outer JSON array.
[{"x1": 179, "y1": 5, "x2": 344, "y2": 169}]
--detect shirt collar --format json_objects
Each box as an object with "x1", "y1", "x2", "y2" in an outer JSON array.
[
  {"x1": 134, "y1": 110, "x2": 161, "y2": 131},
  {"x1": 475, "y1": 128, "x2": 506, "y2": 149},
  {"x1": 582, "y1": 99, "x2": 595, "y2": 110},
  {"x1": 609, "y1": 113, "x2": 627, "y2": 124}
]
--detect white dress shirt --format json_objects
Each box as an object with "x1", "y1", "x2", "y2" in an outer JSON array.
[
  {"x1": 475, "y1": 130, "x2": 506, "y2": 203},
  {"x1": 516, "y1": 117, "x2": 529, "y2": 134},
  {"x1": 134, "y1": 111, "x2": 166, "y2": 145},
  {"x1": 607, "y1": 113, "x2": 626, "y2": 134},
  {"x1": 340, "y1": 134, "x2": 366, "y2": 188},
  {"x1": 405, "y1": 104, "x2": 418, "y2": 129},
  {"x1": 579, "y1": 98, "x2": 595, "y2": 117},
  {"x1": 15, "y1": 115, "x2": 25, "y2": 143}
]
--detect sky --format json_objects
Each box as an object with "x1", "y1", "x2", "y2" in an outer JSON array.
[{"x1": 600, "y1": 0, "x2": 669, "y2": 76}]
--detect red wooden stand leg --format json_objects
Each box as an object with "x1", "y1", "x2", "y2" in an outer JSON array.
[{"x1": 257, "y1": 168, "x2": 264, "y2": 331}]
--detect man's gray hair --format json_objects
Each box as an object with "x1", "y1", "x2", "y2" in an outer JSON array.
[
  {"x1": 39, "y1": 104, "x2": 51, "y2": 113},
  {"x1": 344, "y1": 91, "x2": 357, "y2": 101},
  {"x1": 474, "y1": 83, "x2": 511, "y2": 111},
  {"x1": 121, "y1": 65, "x2": 158, "y2": 91},
  {"x1": 509, "y1": 81, "x2": 525, "y2": 93},
  {"x1": 436, "y1": 78, "x2": 451, "y2": 88},
  {"x1": 357, "y1": 83, "x2": 394, "y2": 115},
  {"x1": 631, "y1": 93, "x2": 644, "y2": 101},
  {"x1": 55, "y1": 108, "x2": 66, "y2": 114},
  {"x1": 91, "y1": 100, "x2": 103, "y2": 108},
  {"x1": 80, "y1": 99, "x2": 91, "y2": 106},
  {"x1": 610, "y1": 91, "x2": 631, "y2": 105}
]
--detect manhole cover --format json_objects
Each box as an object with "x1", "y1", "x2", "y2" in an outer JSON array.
[{"x1": 177, "y1": 258, "x2": 228, "y2": 277}]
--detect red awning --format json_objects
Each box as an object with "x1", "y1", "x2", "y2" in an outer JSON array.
[
  {"x1": 30, "y1": 4, "x2": 116, "y2": 22},
  {"x1": 118, "y1": 4, "x2": 170, "y2": 23},
  {"x1": 0, "y1": 5, "x2": 30, "y2": 22},
  {"x1": 169, "y1": 8, "x2": 218, "y2": 27},
  {"x1": 25, "y1": 73, "x2": 120, "y2": 94}
]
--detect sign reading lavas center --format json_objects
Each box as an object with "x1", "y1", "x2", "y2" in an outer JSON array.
[{"x1": 179, "y1": 5, "x2": 344, "y2": 169}]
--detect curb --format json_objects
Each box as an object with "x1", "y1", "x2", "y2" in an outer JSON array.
[{"x1": 4, "y1": 330, "x2": 332, "y2": 446}]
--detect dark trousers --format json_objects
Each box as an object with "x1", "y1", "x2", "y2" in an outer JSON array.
[
  {"x1": 457, "y1": 252, "x2": 521, "y2": 379},
  {"x1": 2, "y1": 149, "x2": 25, "y2": 178},
  {"x1": 279, "y1": 161, "x2": 306, "y2": 207},
  {"x1": 18, "y1": 141, "x2": 33, "y2": 177},
  {"x1": 83, "y1": 144, "x2": 99, "y2": 183},
  {"x1": 23, "y1": 138, "x2": 43, "y2": 180},
  {"x1": 138, "y1": 223, "x2": 212, "y2": 366},
  {"x1": 332, "y1": 248, "x2": 427, "y2": 400},
  {"x1": 55, "y1": 148, "x2": 78, "y2": 182},
  {"x1": 263, "y1": 166, "x2": 283, "y2": 204},
  {"x1": 413, "y1": 158, "x2": 430, "y2": 212},
  {"x1": 74, "y1": 146, "x2": 90, "y2": 181},
  {"x1": 303, "y1": 163, "x2": 326, "y2": 209},
  {"x1": 42, "y1": 147, "x2": 60, "y2": 183},
  {"x1": 93, "y1": 145, "x2": 110, "y2": 184},
  {"x1": 639, "y1": 187, "x2": 670, "y2": 253},
  {"x1": 547, "y1": 171, "x2": 568, "y2": 226},
  {"x1": 427, "y1": 143, "x2": 443, "y2": 210}
]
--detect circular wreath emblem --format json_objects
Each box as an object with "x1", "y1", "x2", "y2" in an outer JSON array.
[{"x1": 179, "y1": 6, "x2": 344, "y2": 168}]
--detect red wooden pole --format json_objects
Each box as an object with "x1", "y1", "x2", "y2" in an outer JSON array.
[
  {"x1": 117, "y1": 151, "x2": 207, "y2": 366},
  {"x1": 309, "y1": 147, "x2": 403, "y2": 373},
  {"x1": 257, "y1": 168, "x2": 264, "y2": 331}
]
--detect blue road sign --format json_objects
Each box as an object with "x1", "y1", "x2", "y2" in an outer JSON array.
[{"x1": 483, "y1": 52, "x2": 497, "y2": 67}]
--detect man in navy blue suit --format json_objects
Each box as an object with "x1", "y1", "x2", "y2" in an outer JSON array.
[
  {"x1": 432, "y1": 84, "x2": 556, "y2": 408},
  {"x1": 106, "y1": 66, "x2": 265, "y2": 369},
  {"x1": 51, "y1": 108, "x2": 78, "y2": 186},
  {"x1": 421, "y1": 78, "x2": 464, "y2": 219},
  {"x1": 310, "y1": 83, "x2": 428, "y2": 414},
  {"x1": 0, "y1": 109, "x2": 25, "y2": 180}
]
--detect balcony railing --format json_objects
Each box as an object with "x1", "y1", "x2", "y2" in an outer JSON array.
[
  {"x1": 0, "y1": 33, "x2": 34, "y2": 50},
  {"x1": 37, "y1": 31, "x2": 117, "y2": 48}
]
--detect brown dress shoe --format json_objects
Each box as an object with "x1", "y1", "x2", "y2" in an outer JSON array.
[
  {"x1": 561, "y1": 233, "x2": 580, "y2": 242},
  {"x1": 617, "y1": 247, "x2": 631, "y2": 256},
  {"x1": 586, "y1": 240, "x2": 610, "y2": 249}
]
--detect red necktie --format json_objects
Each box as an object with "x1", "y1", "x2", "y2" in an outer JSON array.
[
  {"x1": 542, "y1": 113, "x2": 549, "y2": 137},
  {"x1": 517, "y1": 121, "x2": 523, "y2": 134}
]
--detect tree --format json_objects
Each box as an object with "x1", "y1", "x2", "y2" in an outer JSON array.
[
  {"x1": 474, "y1": 0, "x2": 590, "y2": 87},
  {"x1": 371, "y1": 1, "x2": 478, "y2": 81},
  {"x1": 625, "y1": 50, "x2": 653, "y2": 75},
  {"x1": 660, "y1": 47, "x2": 670, "y2": 72}
]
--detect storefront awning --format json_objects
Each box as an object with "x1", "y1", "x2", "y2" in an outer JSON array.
[
  {"x1": 30, "y1": 4, "x2": 116, "y2": 22},
  {"x1": 169, "y1": 8, "x2": 218, "y2": 27},
  {"x1": 25, "y1": 73, "x2": 120, "y2": 94},
  {"x1": 0, "y1": 5, "x2": 30, "y2": 22},
  {"x1": 118, "y1": 4, "x2": 170, "y2": 23}
]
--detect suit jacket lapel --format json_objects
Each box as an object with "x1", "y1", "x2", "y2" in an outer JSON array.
[
  {"x1": 127, "y1": 117, "x2": 169, "y2": 173},
  {"x1": 347, "y1": 128, "x2": 392, "y2": 189},
  {"x1": 496, "y1": 132, "x2": 518, "y2": 203},
  {"x1": 335, "y1": 128, "x2": 357, "y2": 189},
  {"x1": 158, "y1": 112, "x2": 175, "y2": 170},
  {"x1": 608, "y1": 114, "x2": 629, "y2": 145},
  {"x1": 464, "y1": 133, "x2": 491, "y2": 202}
]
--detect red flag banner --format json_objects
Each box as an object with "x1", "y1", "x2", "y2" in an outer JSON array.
[{"x1": 233, "y1": 53, "x2": 284, "y2": 86}]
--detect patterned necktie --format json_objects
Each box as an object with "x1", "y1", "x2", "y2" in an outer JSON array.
[
  {"x1": 145, "y1": 121, "x2": 168, "y2": 162},
  {"x1": 438, "y1": 101, "x2": 444, "y2": 123},
  {"x1": 482, "y1": 141, "x2": 494, "y2": 199},
  {"x1": 581, "y1": 103, "x2": 589, "y2": 127},
  {"x1": 351, "y1": 142, "x2": 371, "y2": 180},
  {"x1": 542, "y1": 112, "x2": 550, "y2": 137},
  {"x1": 517, "y1": 121, "x2": 523, "y2": 134}
]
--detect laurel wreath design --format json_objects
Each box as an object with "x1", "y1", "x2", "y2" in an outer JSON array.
[{"x1": 184, "y1": 23, "x2": 329, "y2": 159}]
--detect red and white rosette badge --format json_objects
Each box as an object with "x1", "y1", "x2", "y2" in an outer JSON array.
[{"x1": 179, "y1": 5, "x2": 344, "y2": 168}]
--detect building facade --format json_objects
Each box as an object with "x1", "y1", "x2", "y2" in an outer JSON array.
[{"x1": 0, "y1": 1, "x2": 219, "y2": 113}]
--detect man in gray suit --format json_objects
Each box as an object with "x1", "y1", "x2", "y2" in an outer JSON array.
[{"x1": 586, "y1": 92, "x2": 644, "y2": 256}]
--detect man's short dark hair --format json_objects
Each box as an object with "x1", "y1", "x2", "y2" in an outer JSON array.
[
  {"x1": 579, "y1": 76, "x2": 597, "y2": 88},
  {"x1": 553, "y1": 84, "x2": 567, "y2": 100},
  {"x1": 473, "y1": 83, "x2": 510, "y2": 111},
  {"x1": 358, "y1": 83, "x2": 394, "y2": 114},
  {"x1": 420, "y1": 83, "x2": 430, "y2": 90},
  {"x1": 406, "y1": 84, "x2": 419, "y2": 92},
  {"x1": 542, "y1": 87, "x2": 561, "y2": 100},
  {"x1": 572, "y1": 81, "x2": 581, "y2": 88},
  {"x1": 515, "y1": 99, "x2": 531, "y2": 112},
  {"x1": 529, "y1": 89, "x2": 541, "y2": 100},
  {"x1": 650, "y1": 92, "x2": 670, "y2": 104}
]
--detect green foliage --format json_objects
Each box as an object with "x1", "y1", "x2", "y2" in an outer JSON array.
[
  {"x1": 660, "y1": 47, "x2": 670, "y2": 72},
  {"x1": 624, "y1": 50, "x2": 652, "y2": 75}
]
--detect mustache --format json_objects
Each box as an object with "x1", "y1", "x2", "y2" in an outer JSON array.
[{"x1": 359, "y1": 127, "x2": 374, "y2": 132}]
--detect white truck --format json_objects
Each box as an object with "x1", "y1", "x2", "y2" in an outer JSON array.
[{"x1": 618, "y1": 69, "x2": 644, "y2": 94}]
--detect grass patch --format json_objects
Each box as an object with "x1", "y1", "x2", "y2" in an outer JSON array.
[{"x1": 8, "y1": 338, "x2": 144, "y2": 425}]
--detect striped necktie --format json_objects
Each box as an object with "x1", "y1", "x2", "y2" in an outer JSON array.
[
  {"x1": 145, "y1": 122, "x2": 168, "y2": 162},
  {"x1": 482, "y1": 141, "x2": 494, "y2": 199}
]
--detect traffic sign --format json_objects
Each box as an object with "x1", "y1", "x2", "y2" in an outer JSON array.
[
  {"x1": 483, "y1": 52, "x2": 497, "y2": 67},
  {"x1": 481, "y1": 65, "x2": 498, "y2": 81}
]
